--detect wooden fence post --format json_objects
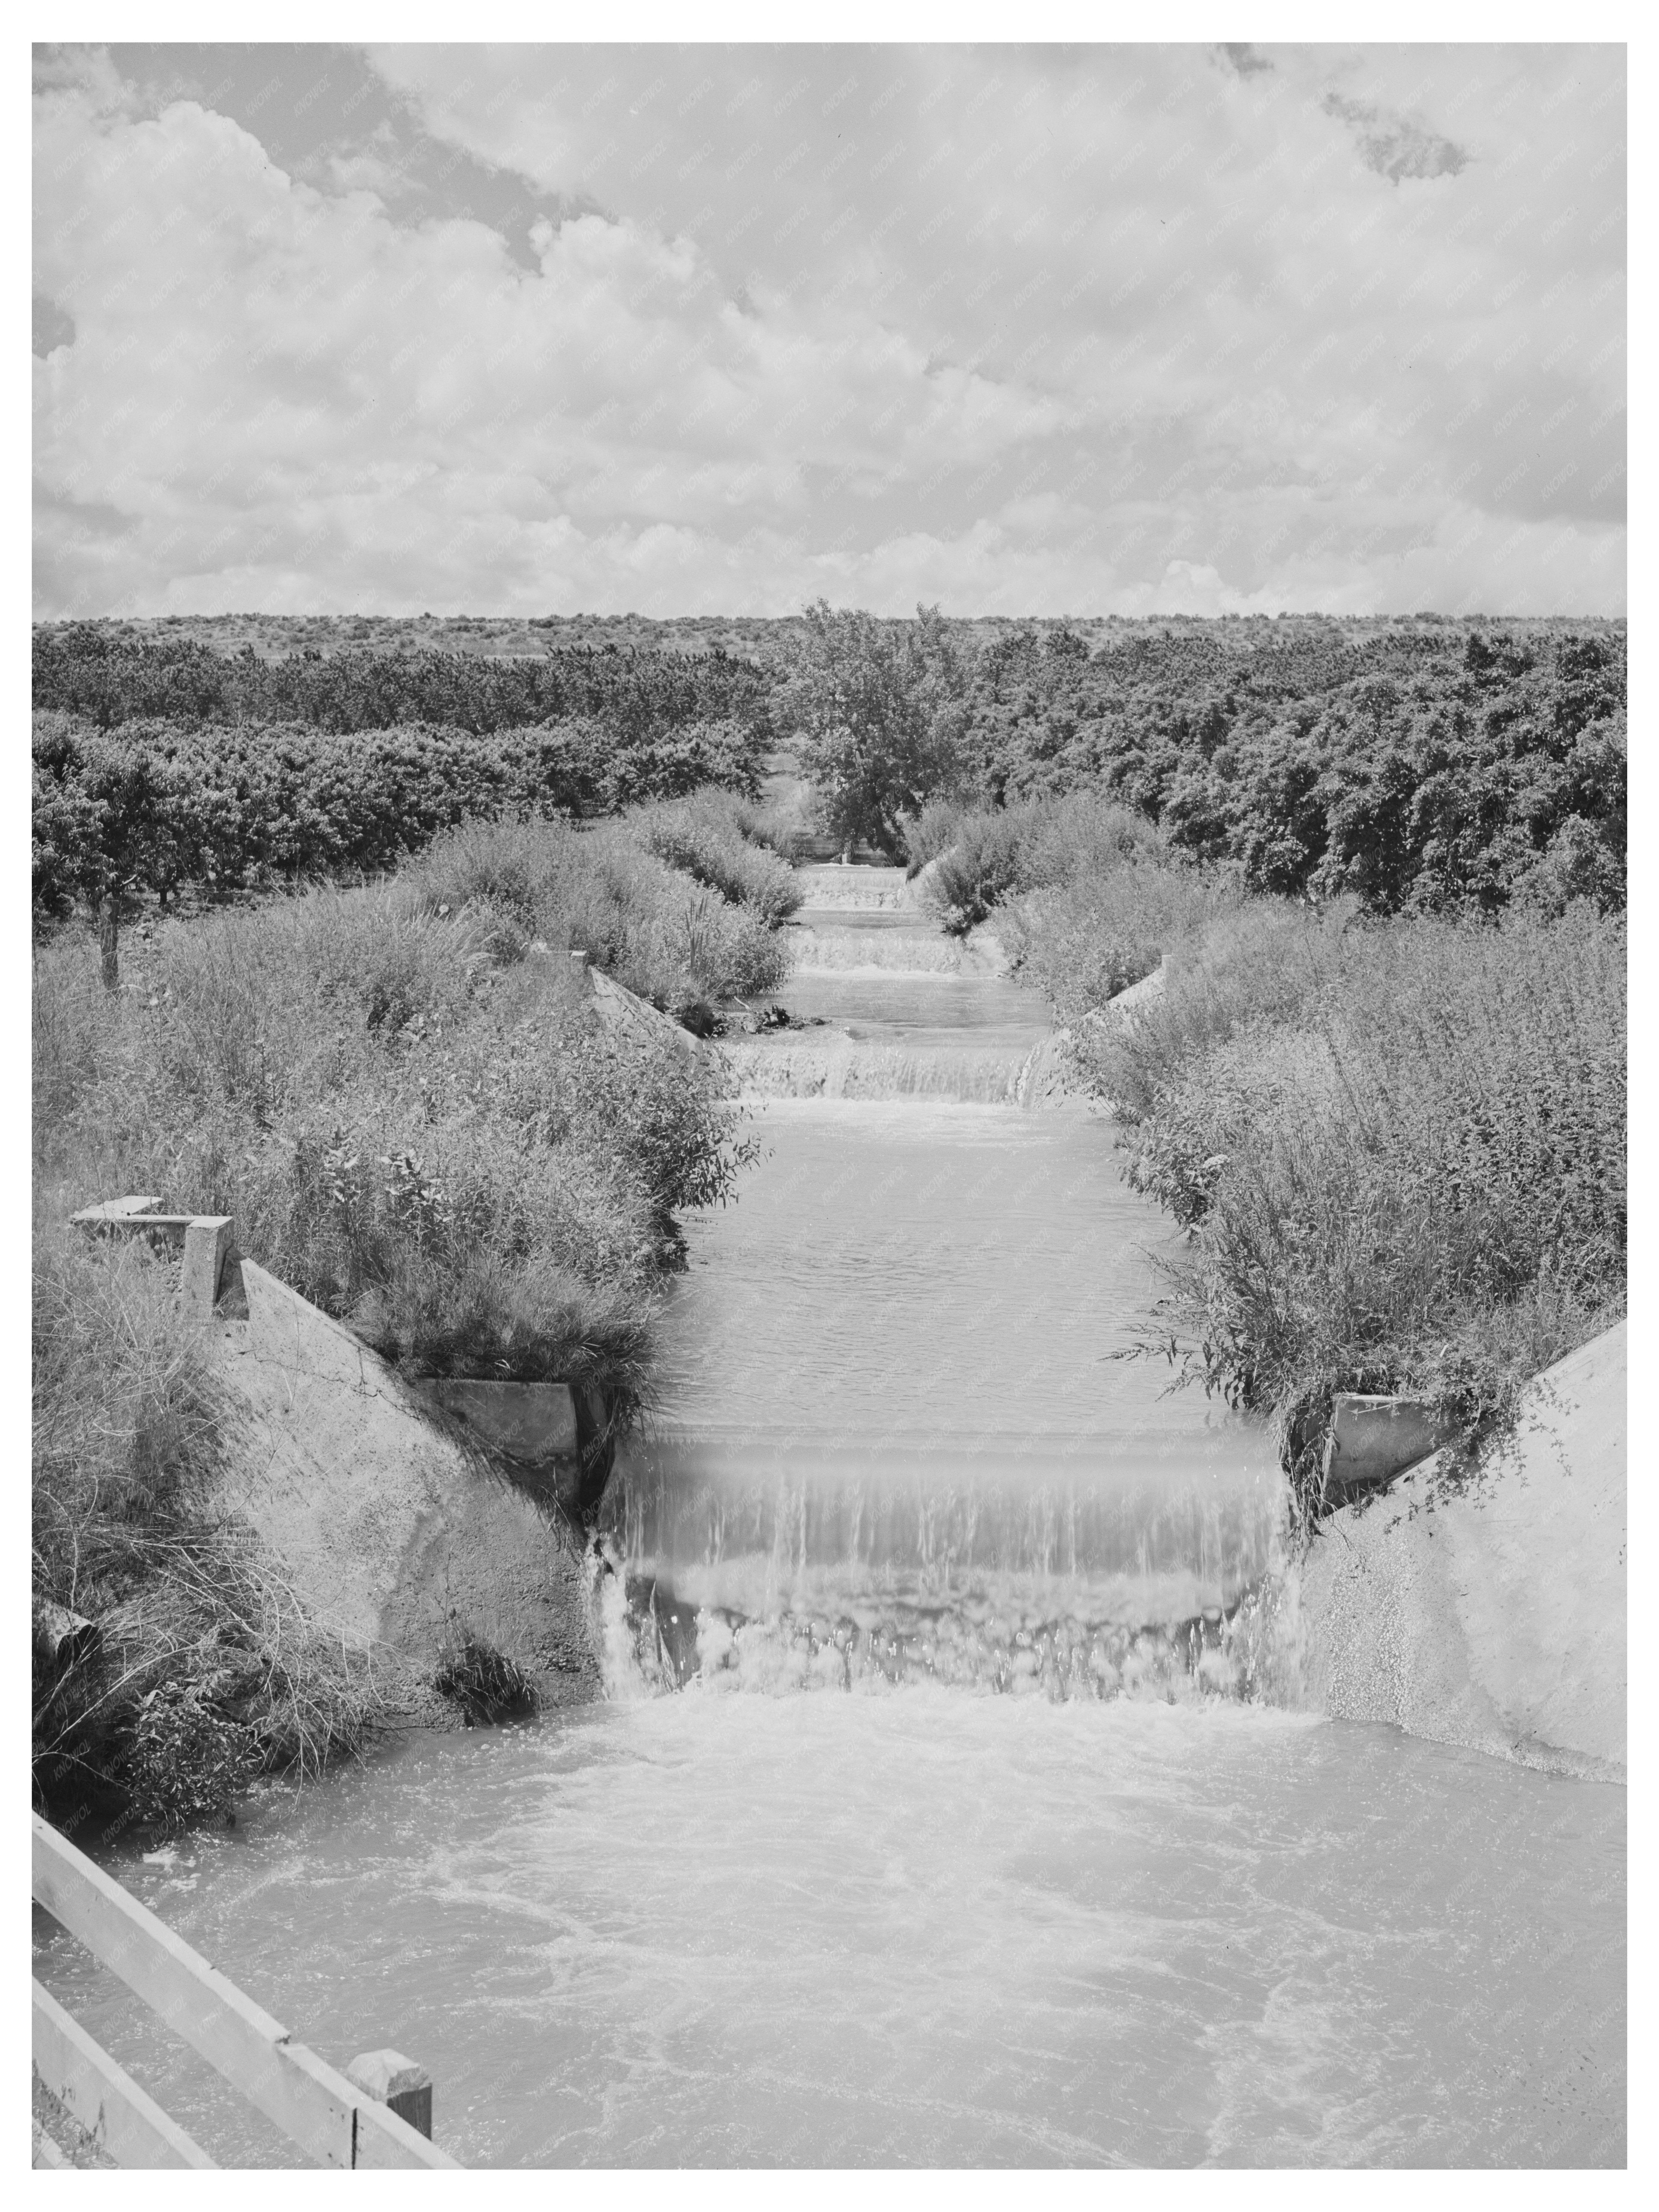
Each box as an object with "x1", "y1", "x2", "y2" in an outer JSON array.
[{"x1": 346, "y1": 2051, "x2": 433, "y2": 2140}]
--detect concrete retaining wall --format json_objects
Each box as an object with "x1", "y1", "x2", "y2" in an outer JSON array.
[
  {"x1": 211, "y1": 1264, "x2": 599, "y2": 1704},
  {"x1": 1297, "y1": 1321, "x2": 1626, "y2": 1779},
  {"x1": 587, "y1": 965, "x2": 700, "y2": 1055},
  {"x1": 71, "y1": 1197, "x2": 233, "y2": 1317},
  {"x1": 1018, "y1": 963, "x2": 1167, "y2": 1110}
]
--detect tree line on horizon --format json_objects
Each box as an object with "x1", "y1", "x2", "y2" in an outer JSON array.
[{"x1": 32, "y1": 606, "x2": 1626, "y2": 989}]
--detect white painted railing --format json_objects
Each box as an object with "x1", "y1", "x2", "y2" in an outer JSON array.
[{"x1": 31, "y1": 1814, "x2": 459, "y2": 2169}]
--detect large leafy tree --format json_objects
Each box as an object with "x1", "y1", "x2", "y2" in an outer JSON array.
[
  {"x1": 31, "y1": 719, "x2": 181, "y2": 988},
  {"x1": 771, "y1": 601, "x2": 967, "y2": 856}
]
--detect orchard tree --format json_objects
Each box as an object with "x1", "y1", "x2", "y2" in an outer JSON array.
[
  {"x1": 31, "y1": 718, "x2": 182, "y2": 988},
  {"x1": 771, "y1": 601, "x2": 968, "y2": 857}
]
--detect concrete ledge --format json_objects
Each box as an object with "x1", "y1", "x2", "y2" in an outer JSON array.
[
  {"x1": 71, "y1": 1194, "x2": 162, "y2": 1222},
  {"x1": 71, "y1": 1199, "x2": 233, "y2": 1315},
  {"x1": 1324, "y1": 1393, "x2": 1457, "y2": 1491}
]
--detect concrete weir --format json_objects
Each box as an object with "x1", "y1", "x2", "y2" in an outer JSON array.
[
  {"x1": 1298, "y1": 1321, "x2": 1627, "y2": 1778},
  {"x1": 211, "y1": 1263, "x2": 599, "y2": 1704}
]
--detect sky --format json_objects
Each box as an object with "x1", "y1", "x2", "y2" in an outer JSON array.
[{"x1": 32, "y1": 40, "x2": 1626, "y2": 619}]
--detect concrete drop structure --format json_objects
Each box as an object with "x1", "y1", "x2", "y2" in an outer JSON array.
[{"x1": 1297, "y1": 1320, "x2": 1627, "y2": 1779}]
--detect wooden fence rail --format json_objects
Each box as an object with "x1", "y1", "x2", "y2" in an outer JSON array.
[{"x1": 31, "y1": 1814, "x2": 459, "y2": 2169}]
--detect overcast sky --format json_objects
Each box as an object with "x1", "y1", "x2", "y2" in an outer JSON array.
[{"x1": 33, "y1": 41, "x2": 1625, "y2": 620}]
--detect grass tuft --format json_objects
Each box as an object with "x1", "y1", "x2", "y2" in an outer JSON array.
[{"x1": 433, "y1": 1628, "x2": 536, "y2": 1724}]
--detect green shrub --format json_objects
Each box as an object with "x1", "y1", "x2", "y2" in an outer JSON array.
[
  {"x1": 398, "y1": 812, "x2": 794, "y2": 1007},
  {"x1": 1002, "y1": 856, "x2": 1230, "y2": 1031},
  {"x1": 633, "y1": 789, "x2": 803, "y2": 926},
  {"x1": 1070, "y1": 900, "x2": 1335, "y2": 1119},
  {"x1": 1103, "y1": 904, "x2": 1626, "y2": 1517},
  {"x1": 901, "y1": 797, "x2": 966, "y2": 878},
  {"x1": 929, "y1": 808, "x2": 1031, "y2": 932},
  {"x1": 911, "y1": 791, "x2": 1179, "y2": 941},
  {"x1": 727, "y1": 793, "x2": 808, "y2": 864}
]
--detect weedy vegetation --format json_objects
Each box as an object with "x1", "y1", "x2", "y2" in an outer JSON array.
[
  {"x1": 33, "y1": 772, "x2": 796, "y2": 1825},
  {"x1": 32, "y1": 1228, "x2": 383, "y2": 1830},
  {"x1": 939, "y1": 803, "x2": 1628, "y2": 1527}
]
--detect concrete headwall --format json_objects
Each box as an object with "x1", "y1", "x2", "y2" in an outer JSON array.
[
  {"x1": 587, "y1": 964, "x2": 701, "y2": 1054},
  {"x1": 1297, "y1": 1322, "x2": 1626, "y2": 1779},
  {"x1": 1017, "y1": 961, "x2": 1167, "y2": 1110},
  {"x1": 211, "y1": 1263, "x2": 600, "y2": 1705}
]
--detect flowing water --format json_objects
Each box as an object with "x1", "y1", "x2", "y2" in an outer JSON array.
[{"x1": 33, "y1": 862, "x2": 1626, "y2": 2167}]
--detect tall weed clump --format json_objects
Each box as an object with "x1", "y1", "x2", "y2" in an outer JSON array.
[
  {"x1": 632, "y1": 789, "x2": 804, "y2": 926},
  {"x1": 1002, "y1": 858, "x2": 1237, "y2": 1027},
  {"x1": 34, "y1": 870, "x2": 756, "y2": 1392},
  {"x1": 32, "y1": 1230, "x2": 381, "y2": 1829},
  {"x1": 1096, "y1": 903, "x2": 1626, "y2": 1517},
  {"x1": 900, "y1": 789, "x2": 1234, "y2": 1030},
  {"x1": 1072, "y1": 900, "x2": 1340, "y2": 1118},
  {"x1": 400, "y1": 812, "x2": 793, "y2": 1006},
  {"x1": 35, "y1": 795, "x2": 782, "y2": 1394},
  {"x1": 906, "y1": 792, "x2": 1202, "y2": 983}
]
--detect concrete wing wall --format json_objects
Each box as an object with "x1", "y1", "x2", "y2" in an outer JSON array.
[
  {"x1": 212, "y1": 1263, "x2": 598, "y2": 1701},
  {"x1": 1297, "y1": 1321, "x2": 1626, "y2": 1779}
]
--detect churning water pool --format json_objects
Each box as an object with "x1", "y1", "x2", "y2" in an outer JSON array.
[{"x1": 32, "y1": 1696, "x2": 1625, "y2": 2166}]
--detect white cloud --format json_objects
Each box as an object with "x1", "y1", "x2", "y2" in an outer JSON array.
[{"x1": 33, "y1": 42, "x2": 1625, "y2": 617}]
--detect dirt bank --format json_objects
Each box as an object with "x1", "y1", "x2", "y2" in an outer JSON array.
[
  {"x1": 1297, "y1": 1321, "x2": 1626, "y2": 1779},
  {"x1": 213, "y1": 1263, "x2": 600, "y2": 1714}
]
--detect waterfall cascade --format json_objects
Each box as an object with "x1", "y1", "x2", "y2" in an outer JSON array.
[{"x1": 605, "y1": 857, "x2": 1291, "y2": 1700}]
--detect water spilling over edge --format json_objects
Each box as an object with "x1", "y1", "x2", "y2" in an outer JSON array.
[
  {"x1": 605, "y1": 853, "x2": 1301, "y2": 1709},
  {"x1": 592, "y1": 1535, "x2": 1301, "y2": 1707}
]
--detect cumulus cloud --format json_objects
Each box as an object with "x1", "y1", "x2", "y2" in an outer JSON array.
[{"x1": 33, "y1": 41, "x2": 1625, "y2": 617}]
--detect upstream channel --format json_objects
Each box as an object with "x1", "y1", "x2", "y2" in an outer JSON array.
[{"x1": 32, "y1": 863, "x2": 1626, "y2": 2166}]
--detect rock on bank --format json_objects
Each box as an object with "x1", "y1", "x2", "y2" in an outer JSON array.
[
  {"x1": 210, "y1": 1262, "x2": 599, "y2": 1712},
  {"x1": 1297, "y1": 1322, "x2": 1626, "y2": 1779}
]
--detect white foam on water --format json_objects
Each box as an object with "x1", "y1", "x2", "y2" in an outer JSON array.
[
  {"x1": 786, "y1": 928, "x2": 998, "y2": 977},
  {"x1": 35, "y1": 1691, "x2": 1625, "y2": 2166},
  {"x1": 790, "y1": 863, "x2": 912, "y2": 910},
  {"x1": 724, "y1": 1036, "x2": 1034, "y2": 1102}
]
